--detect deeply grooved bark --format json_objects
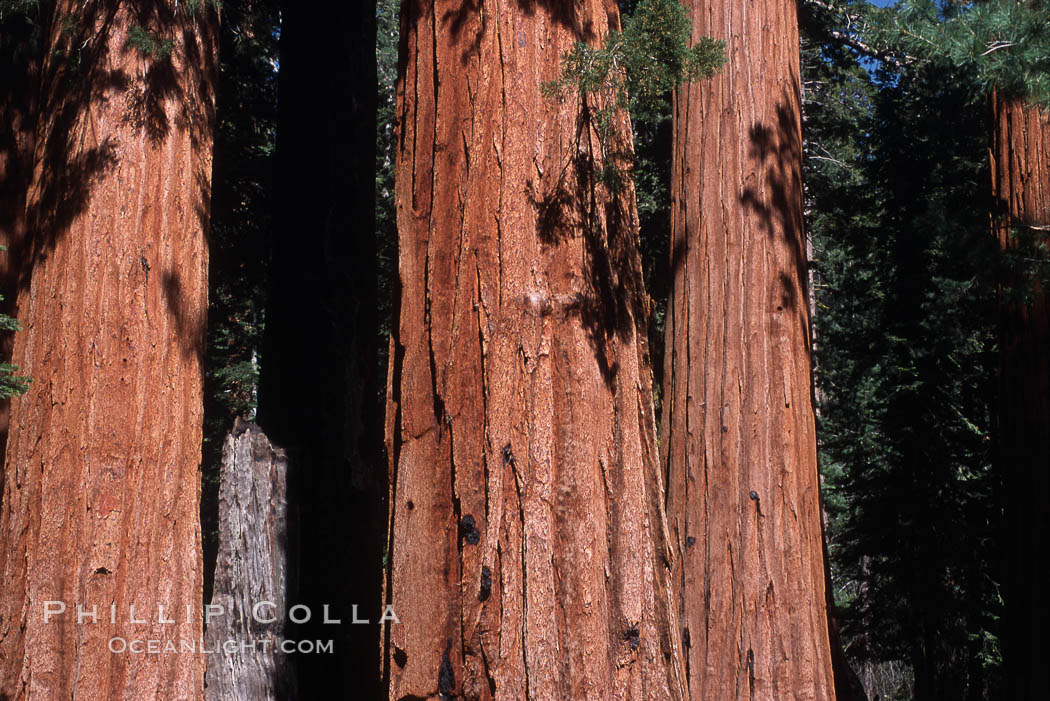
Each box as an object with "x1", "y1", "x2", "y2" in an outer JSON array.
[
  {"x1": 662, "y1": 1, "x2": 836, "y2": 699},
  {"x1": 385, "y1": 0, "x2": 685, "y2": 698}
]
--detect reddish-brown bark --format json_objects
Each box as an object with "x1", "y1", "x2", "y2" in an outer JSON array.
[
  {"x1": 662, "y1": 2, "x2": 836, "y2": 698},
  {"x1": 0, "y1": 3, "x2": 217, "y2": 699},
  {"x1": 384, "y1": 0, "x2": 684, "y2": 698},
  {"x1": 990, "y1": 93, "x2": 1050, "y2": 701}
]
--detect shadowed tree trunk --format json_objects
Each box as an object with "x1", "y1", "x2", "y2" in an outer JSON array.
[
  {"x1": 383, "y1": 0, "x2": 685, "y2": 698},
  {"x1": 662, "y1": 1, "x2": 837, "y2": 698},
  {"x1": 991, "y1": 92, "x2": 1050, "y2": 701},
  {"x1": 255, "y1": 0, "x2": 382, "y2": 696},
  {"x1": 0, "y1": 2, "x2": 217, "y2": 699}
]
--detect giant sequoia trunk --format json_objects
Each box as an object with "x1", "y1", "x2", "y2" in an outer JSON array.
[
  {"x1": 991, "y1": 93, "x2": 1050, "y2": 701},
  {"x1": 662, "y1": 2, "x2": 836, "y2": 698},
  {"x1": 0, "y1": 2, "x2": 217, "y2": 698},
  {"x1": 384, "y1": 1, "x2": 684, "y2": 698}
]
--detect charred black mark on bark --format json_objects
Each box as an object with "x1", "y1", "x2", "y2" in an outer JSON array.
[
  {"x1": 459, "y1": 514, "x2": 480, "y2": 545},
  {"x1": 623, "y1": 624, "x2": 640, "y2": 651},
  {"x1": 683, "y1": 626, "x2": 692, "y2": 693},
  {"x1": 502, "y1": 443, "x2": 514, "y2": 469},
  {"x1": 429, "y1": 349, "x2": 446, "y2": 427},
  {"x1": 478, "y1": 565, "x2": 492, "y2": 601},
  {"x1": 746, "y1": 647, "x2": 756, "y2": 698},
  {"x1": 438, "y1": 638, "x2": 455, "y2": 699},
  {"x1": 393, "y1": 647, "x2": 408, "y2": 668},
  {"x1": 686, "y1": 536, "x2": 696, "y2": 548},
  {"x1": 749, "y1": 490, "x2": 762, "y2": 516}
]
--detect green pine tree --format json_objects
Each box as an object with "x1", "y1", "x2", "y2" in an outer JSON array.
[{"x1": 804, "y1": 26, "x2": 1005, "y2": 699}]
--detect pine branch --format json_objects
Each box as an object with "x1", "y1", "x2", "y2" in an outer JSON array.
[{"x1": 801, "y1": 0, "x2": 913, "y2": 68}]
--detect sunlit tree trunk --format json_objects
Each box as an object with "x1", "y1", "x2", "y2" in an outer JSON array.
[
  {"x1": 384, "y1": 0, "x2": 685, "y2": 698},
  {"x1": 0, "y1": 2, "x2": 217, "y2": 698},
  {"x1": 662, "y1": 1, "x2": 836, "y2": 698},
  {"x1": 991, "y1": 92, "x2": 1050, "y2": 701}
]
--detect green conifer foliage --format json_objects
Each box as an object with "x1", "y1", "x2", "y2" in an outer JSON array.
[
  {"x1": 0, "y1": 292, "x2": 28, "y2": 400},
  {"x1": 805, "y1": 28, "x2": 1005, "y2": 698},
  {"x1": 874, "y1": 0, "x2": 1050, "y2": 106},
  {"x1": 542, "y1": 0, "x2": 725, "y2": 187},
  {"x1": 204, "y1": 0, "x2": 279, "y2": 432}
]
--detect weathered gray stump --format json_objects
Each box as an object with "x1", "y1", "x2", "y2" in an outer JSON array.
[{"x1": 205, "y1": 419, "x2": 296, "y2": 700}]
